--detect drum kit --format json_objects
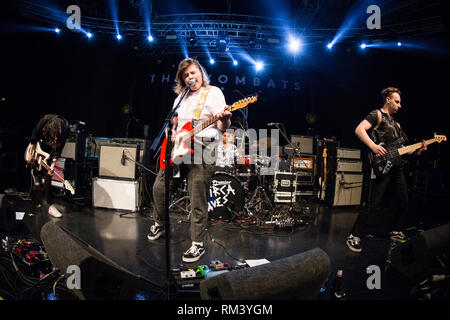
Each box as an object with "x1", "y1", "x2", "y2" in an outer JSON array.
[{"x1": 169, "y1": 153, "x2": 283, "y2": 221}]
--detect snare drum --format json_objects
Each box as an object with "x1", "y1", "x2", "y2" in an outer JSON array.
[{"x1": 208, "y1": 173, "x2": 245, "y2": 220}]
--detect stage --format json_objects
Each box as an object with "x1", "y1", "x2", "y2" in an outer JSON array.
[{"x1": 3, "y1": 187, "x2": 447, "y2": 301}]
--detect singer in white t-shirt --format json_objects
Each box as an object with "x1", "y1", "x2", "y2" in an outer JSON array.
[{"x1": 148, "y1": 58, "x2": 232, "y2": 263}]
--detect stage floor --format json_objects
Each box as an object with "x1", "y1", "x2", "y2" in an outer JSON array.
[{"x1": 4, "y1": 191, "x2": 448, "y2": 300}]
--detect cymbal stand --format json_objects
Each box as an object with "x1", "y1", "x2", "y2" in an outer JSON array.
[
  {"x1": 169, "y1": 179, "x2": 191, "y2": 216},
  {"x1": 246, "y1": 167, "x2": 273, "y2": 217}
]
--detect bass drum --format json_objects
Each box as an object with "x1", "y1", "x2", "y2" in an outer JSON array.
[{"x1": 208, "y1": 173, "x2": 245, "y2": 221}]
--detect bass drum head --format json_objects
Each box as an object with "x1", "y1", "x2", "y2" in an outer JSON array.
[{"x1": 208, "y1": 173, "x2": 245, "y2": 221}]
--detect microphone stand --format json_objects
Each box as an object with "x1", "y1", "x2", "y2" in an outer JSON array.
[{"x1": 150, "y1": 84, "x2": 192, "y2": 300}]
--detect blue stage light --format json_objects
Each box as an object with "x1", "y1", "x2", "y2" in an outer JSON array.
[
  {"x1": 86, "y1": 32, "x2": 93, "y2": 39},
  {"x1": 116, "y1": 34, "x2": 122, "y2": 40},
  {"x1": 255, "y1": 61, "x2": 264, "y2": 71},
  {"x1": 209, "y1": 58, "x2": 215, "y2": 65},
  {"x1": 54, "y1": 28, "x2": 60, "y2": 34},
  {"x1": 327, "y1": 42, "x2": 333, "y2": 50},
  {"x1": 288, "y1": 37, "x2": 301, "y2": 53},
  {"x1": 147, "y1": 35, "x2": 154, "y2": 42},
  {"x1": 397, "y1": 42, "x2": 402, "y2": 47},
  {"x1": 233, "y1": 60, "x2": 238, "y2": 66},
  {"x1": 360, "y1": 43, "x2": 367, "y2": 49}
]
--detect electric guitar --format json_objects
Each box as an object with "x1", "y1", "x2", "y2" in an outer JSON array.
[
  {"x1": 25, "y1": 142, "x2": 75, "y2": 195},
  {"x1": 160, "y1": 95, "x2": 258, "y2": 170},
  {"x1": 318, "y1": 147, "x2": 327, "y2": 200},
  {"x1": 369, "y1": 134, "x2": 446, "y2": 176}
]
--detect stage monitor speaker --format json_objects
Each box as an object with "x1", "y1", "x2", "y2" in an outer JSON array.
[
  {"x1": 390, "y1": 223, "x2": 450, "y2": 278},
  {"x1": 40, "y1": 221, "x2": 140, "y2": 300},
  {"x1": 0, "y1": 194, "x2": 15, "y2": 233},
  {"x1": 99, "y1": 144, "x2": 139, "y2": 180},
  {"x1": 199, "y1": 248, "x2": 330, "y2": 300}
]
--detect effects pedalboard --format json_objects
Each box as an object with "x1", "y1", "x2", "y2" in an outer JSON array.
[
  {"x1": 171, "y1": 260, "x2": 248, "y2": 294},
  {"x1": 2, "y1": 237, "x2": 53, "y2": 277}
]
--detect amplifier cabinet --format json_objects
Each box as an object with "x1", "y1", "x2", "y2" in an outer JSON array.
[
  {"x1": 99, "y1": 144, "x2": 139, "y2": 180},
  {"x1": 326, "y1": 173, "x2": 363, "y2": 206},
  {"x1": 291, "y1": 155, "x2": 316, "y2": 185},
  {"x1": 92, "y1": 178, "x2": 140, "y2": 212},
  {"x1": 336, "y1": 159, "x2": 363, "y2": 173},
  {"x1": 337, "y1": 147, "x2": 361, "y2": 160},
  {"x1": 291, "y1": 135, "x2": 314, "y2": 154}
]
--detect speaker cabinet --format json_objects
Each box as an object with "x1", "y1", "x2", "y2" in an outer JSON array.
[
  {"x1": 40, "y1": 221, "x2": 140, "y2": 300},
  {"x1": 99, "y1": 144, "x2": 139, "y2": 180},
  {"x1": 61, "y1": 132, "x2": 86, "y2": 162},
  {"x1": 199, "y1": 248, "x2": 330, "y2": 300},
  {"x1": 326, "y1": 172, "x2": 363, "y2": 206},
  {"x1": 92, "y1": 178, "x2": 140, "y2": 212},
  {"x1": 291, "y1": 135, "x2": 314, "y2": 154}
]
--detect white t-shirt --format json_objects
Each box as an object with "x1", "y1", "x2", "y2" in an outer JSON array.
[{"x1": 172, "y1": 86, "x2": 226, "y2": 140}]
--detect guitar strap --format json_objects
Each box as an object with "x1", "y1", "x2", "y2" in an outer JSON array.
[
  {"x1": 374, "y1": 109, "x2": 382, "y2": 131},
  {"x1": 192, "y1": 86, "x2": 211, "y2": 124}
]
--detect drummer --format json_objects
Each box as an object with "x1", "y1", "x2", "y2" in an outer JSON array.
[{"x1": 215, "y1": 130, "x2": 240, "y2": 174}]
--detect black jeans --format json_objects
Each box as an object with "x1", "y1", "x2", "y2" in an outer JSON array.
[
  {"x1": 351, "y1": 166, "x2": 409, "y2": 236},
  {"x1": 152, "y1": 163, "x2": 214, "y2": 242}
]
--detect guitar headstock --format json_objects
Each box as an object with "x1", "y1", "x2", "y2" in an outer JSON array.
[
  {"x1": 64, "y1": 180, "x2": 76, "y2": 195},
  {"x1": 230, "y1": 95, "x2": 258, "y2": 111},
  {"x1": 434, "y1": 134, "x2": 447, "y2": 143}
]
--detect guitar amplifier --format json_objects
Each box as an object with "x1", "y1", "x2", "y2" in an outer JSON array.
[
  {"x1": 291, "y1": 156, "x2": 316, "y2": 185},
  {"x1": 336, "y1": 159, "x2": 363, "y2": 173},
  {"x1": 92, "y1": 178, "x2": 140, "y2": 211},
  {"x1": 326, "y1": 172, "x2": 363, "y2": 206},
  {"x1": 337, "y1": 148, "x2": 361, "y2": 160},
  {"x1": 99, "y1": 144, "x2": 140, "y2": 180},
  {"x1": 274, "y1": 172, "x2": 297, "y2": 203},
  {"x1": 291, "y1": 135, "x2": 314, "y2": 154}
]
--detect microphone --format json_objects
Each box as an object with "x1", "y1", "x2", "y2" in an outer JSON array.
[
  {"x1": 267, "y1": 122, "x2": 281, "y2": 126},
  {"x1": 121, "y1": 150, "x2": 126, "y2": 165},
  {"x1": 188, "y1": 79, "x2": 196, "y2": 86}
]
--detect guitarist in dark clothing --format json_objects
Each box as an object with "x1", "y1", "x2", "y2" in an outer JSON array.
[
  {"x1": 346, "y1": 87, "x2": 427, "y2": 252},
  {"x1": 26, "y1": 114, "x2": 69, "y2": 218}
]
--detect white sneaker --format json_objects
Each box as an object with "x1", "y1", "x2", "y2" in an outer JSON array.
[{"x1": 48, "y1": 205, "x2": 62, "y2": 218}]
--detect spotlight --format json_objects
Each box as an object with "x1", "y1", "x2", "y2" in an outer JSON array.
[
  {"x1": 116, "y1": 34, "x2": 122, "y2": 40},
  {"x1": 209, "y1": 58, "x2": 215, "y2": 65},
  {"x1": 255, "y1": 61, "x2": 264, "y2": 71},
  {"x1": 233, "y1": 60, "x2": 238, "y2": 66},
  {"x1": 288, "y1": 37, "x2": 301, "y2": 53},
  {"x1": 86, "y1": 32, "x2": 93, "y2": 39},
  {"x1": 327, "y1": 42, "x2": 333, "y2": 50},
  {"x1": 54, "y1": 28, "x2": 60, "y2": 34},
  {"x1": 397, "y1": 42, "x2": 402, "y2": 47},
  {"x1": 147, "y1": 35, "x2": 154, "y2": 42},
  {"x1": 360, "y1": 43, "x2": 367, "y2": 49}
]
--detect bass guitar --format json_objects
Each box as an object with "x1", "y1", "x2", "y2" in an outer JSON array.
[
  {"x1": 160, "y1": 95, "x2": 258, "y2": 170},
  {"x1": 25, "y1": 142, "x2": 75, "y2": 195},
  {"x1": 369, "y1": 134, "x2": 446, "y2": 176}
]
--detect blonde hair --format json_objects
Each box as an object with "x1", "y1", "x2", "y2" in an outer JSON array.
[{"x1": 173, "y1": 58, "x2": 210, "y2": 95}]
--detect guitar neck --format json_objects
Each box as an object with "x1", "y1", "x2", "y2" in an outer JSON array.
[
  {"x1": 398, "y1": 138, "x2": 436, "y2": 155},
  {"x1": 40, "y1": 160, "x2": 64, "y2": 183},
  {"x1": 187, "y1": 106, "x2": 233, "y2": 139}
]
